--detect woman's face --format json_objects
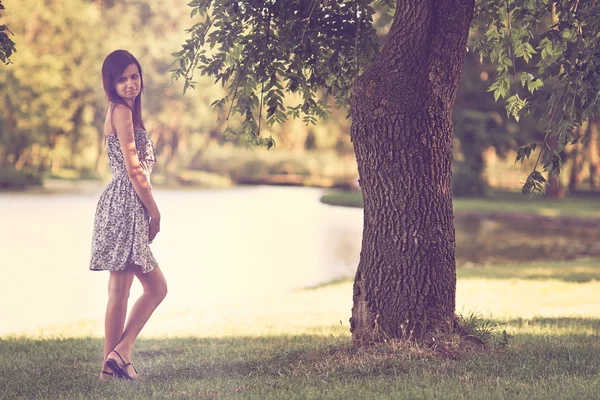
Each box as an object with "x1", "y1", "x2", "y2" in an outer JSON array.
[{"x1": 114, "y1": 63, "x2": 141, "y2": 102}]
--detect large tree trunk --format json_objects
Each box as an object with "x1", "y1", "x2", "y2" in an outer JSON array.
[{"x1": 349, "y1": 0, "x2": 474, "y2": 345}]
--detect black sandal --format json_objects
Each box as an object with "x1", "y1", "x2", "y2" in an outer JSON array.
[
  {"x1": 101, "y1": 370, "x2": 118, "y2": 379},
  {"x1": 105, "y1": 350, "x2": 138, "y2": 380}
]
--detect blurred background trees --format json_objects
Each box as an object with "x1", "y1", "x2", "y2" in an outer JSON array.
[
  {"x1": 1, "y1": 0, "x2": 599, "y2": 195},
  {"x1": 1, "y1": 0, "x2": 357, "y2": 189}
]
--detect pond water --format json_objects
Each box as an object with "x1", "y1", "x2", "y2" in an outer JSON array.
[
  {"x1": 455, "y1": 215, "x2": 600, "y2": 267},
  {"x1": 0, "y1": 185, "x2": 361, "y2": 334},
  {"x1": 1, "y1": 183, "x2": 598, "y2": 334}
]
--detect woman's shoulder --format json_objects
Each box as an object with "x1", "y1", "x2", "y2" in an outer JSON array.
[{"x1": 111, "y1": 103, "x2": 132, "y2": 119}]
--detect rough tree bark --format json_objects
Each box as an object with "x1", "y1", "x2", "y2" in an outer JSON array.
[{"x1": 349, "y1": 0, "x2": 474, "y2": 345}]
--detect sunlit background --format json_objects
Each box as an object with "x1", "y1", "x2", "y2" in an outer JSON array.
[{"x1": 1, "y1": 0, "x2": 600, "y2": 341}]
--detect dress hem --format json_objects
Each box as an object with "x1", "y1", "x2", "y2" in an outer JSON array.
[{"x1": 89, "y1": 262, "x2": 158, "y2": 273}]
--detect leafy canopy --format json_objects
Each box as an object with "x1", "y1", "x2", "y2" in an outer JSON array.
[
  {"x1": 173, "y1": 0, "x2": 600, "y2": 194},
  {"x1": 172, "y1": 0, "x2": 388, "y2": 148},
  {"x1": 472, "y1": 0, "x2": 600, "y2": 194}
]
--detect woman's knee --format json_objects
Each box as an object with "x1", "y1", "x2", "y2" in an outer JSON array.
[
  {"x1": 108, "y1": 286, "x2": 131, "y2": 301},
  {"x1": 108, "y1": 271, "x2": 134, "y2": 300},
  {"x1": 145, "y1": 280, "x2": 167, "y2": 303},
  {"x1": 154, "y1": 281, "x2": 167, "y2": 303},
  {"x1": 138, "y1": 267, "x2": 167, "y2": 303}
]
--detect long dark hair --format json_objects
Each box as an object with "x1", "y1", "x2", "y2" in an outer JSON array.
[{"x1": 101, "y1": 50, "x2": 145, "y2": 130}]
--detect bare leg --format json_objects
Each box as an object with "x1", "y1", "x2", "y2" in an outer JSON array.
[
  {"x1": 100, "y1": 268, "x2": 135, "y2": 380},
  {"x1": 107, "y1": 266, "x2": 167, "y2": 379}
]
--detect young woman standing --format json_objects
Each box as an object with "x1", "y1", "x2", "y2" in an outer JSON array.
[{"x1": 90, "y1": 50, "x2": 167, "y2": 381}]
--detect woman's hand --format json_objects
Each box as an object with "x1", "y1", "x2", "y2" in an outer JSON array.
[{"x1": 149, "y1": 216, "x2": 161, "y2": 244}]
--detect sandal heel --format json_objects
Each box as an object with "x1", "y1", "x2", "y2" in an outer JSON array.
[{"x1": 106, "y1": 349, "x2": 136, "y2": 380}]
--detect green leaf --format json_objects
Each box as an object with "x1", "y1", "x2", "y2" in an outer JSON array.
[{"x1": 521, "y1": 170, "x2": 547, "y2": 195}]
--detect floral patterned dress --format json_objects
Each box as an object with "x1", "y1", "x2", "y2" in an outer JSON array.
[{"x1": 90, "y1": 129, "x2": 158, "y2": 273}]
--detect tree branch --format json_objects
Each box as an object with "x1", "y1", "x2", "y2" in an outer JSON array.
[
  {"x1": 301, "y1": 0, "x2": 319, "y2": 44},
  {"x1": 533, "y1": 84, "x2": 567, "y2": 172}
]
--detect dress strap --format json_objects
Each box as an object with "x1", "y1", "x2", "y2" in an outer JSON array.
[{"x1": 109, "y1": 102, "x2": 117, "y2": 135}]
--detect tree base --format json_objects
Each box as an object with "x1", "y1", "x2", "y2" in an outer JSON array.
[{"x1": 352, "y1": 313, "x2": 510, "y2": 358}]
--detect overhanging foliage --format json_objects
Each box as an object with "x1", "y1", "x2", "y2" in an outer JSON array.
[
  {"x1": 174, "y1": 0, "x2": 600, "y2": 194},
  {"x1": 472, "y1": 0, "x2": 600, "y2": 194},
  {"x1": 171, "y1": 0, "x2": 388, "y2": 147},
  {"x1": 0, "y1": 0, "x2": 16, "y2": 64}
]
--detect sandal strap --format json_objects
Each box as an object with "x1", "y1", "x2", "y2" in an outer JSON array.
[
  {"x1": 102, "y1": 370, "x2": 116, "y2": 376},
  {"x1": 109, "y1": 349, "x2": 138, "y2": 376},
  {"x1": 110, "y1": 349, "x2": 128, "y2": 365},
  {"x1": 124, "y1": 362, "x2": 138, "y2": 374}
]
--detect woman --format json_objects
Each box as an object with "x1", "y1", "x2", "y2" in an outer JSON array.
[{"x1": 90, "y1": 50, "x2": 167, "y2": 381}]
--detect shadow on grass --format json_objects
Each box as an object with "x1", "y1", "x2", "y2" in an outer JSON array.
[{"x1": 2, "y1": 319, "x2": 600, "y2": 399}]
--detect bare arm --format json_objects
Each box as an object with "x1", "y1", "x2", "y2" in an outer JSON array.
[{"x1": 113, "y1": 105, "x2": 161, "y2": 222}]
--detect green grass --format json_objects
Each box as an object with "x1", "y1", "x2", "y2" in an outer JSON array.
[
  {"x1": 3, "y1": 259, "x2": 600, "y2": 399},
  {"x1": 3, "y1": 325, "x2": 600, "y2": 399},
  {"x1": 321, "y1": 189, "x2": 600, "y2": 219},
  {"x1": 321, "y1": 190, "x2": 365, "y2": 208}
]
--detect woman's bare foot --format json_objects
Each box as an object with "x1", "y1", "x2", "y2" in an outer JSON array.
[{"x1": 122, "y1": 363, "x2": 140, "y2": 380}]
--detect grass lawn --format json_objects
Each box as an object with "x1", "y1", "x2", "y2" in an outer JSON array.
[
  {"x1": 321, "y1": 189, "x2": 600, "y2": 219},
  {"x1": 2, "y1": 259, "x2": 600, "y2": 399}
]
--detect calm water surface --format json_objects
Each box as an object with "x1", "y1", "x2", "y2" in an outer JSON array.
[{"x1": 0, "y1": 185, "x2": 362, "y2": 334}]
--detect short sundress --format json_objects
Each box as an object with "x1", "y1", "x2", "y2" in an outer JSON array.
[{"x1": 89, "y1": 129, "x2": 158, "y2": 273}]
